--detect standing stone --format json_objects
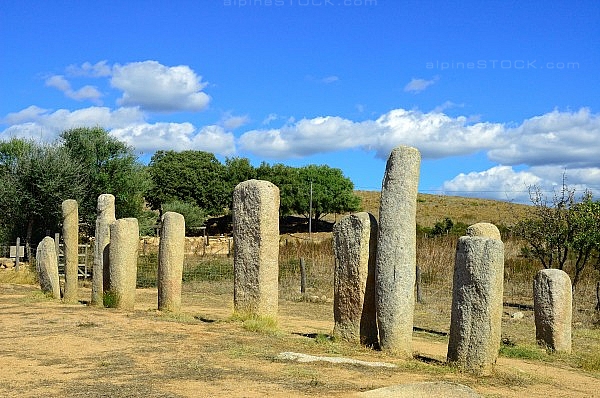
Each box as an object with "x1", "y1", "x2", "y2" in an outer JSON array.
[
  {"x1": 92, "y1": 194, "x2": 115, "y2": 306},
  {"x1": 36, "y1": 237, "x2": 61, "y2": 299},
  {"x1": 375, "y1": 146, "x2": 421, "y2": 356},
  {"x1": 333, "y1": 212, "x2": 378, "y2": 346},
  {"x1": 447, "y1": 236, "x2": 504, "y2": 373},
  {"x1": 158, "y1": 212, "x2": 185, "y2": 312},
  {"x1": 108, "y1": 218, "x2": 139, "y2": 310},
  {"x1": 466, "y1": 222, "x2": 501, "y2": 241},
  {"x1": 534, "y1": 269, "x2": 572, "y2": 353},
  {"x1": 62, "y1": 199, "x2": 79, "y2": 303},
  {"x1": 233, "y1": 180, "x2": 279, "y2": 318}
]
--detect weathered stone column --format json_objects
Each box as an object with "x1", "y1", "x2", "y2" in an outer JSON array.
[
  {"x1": 466, "y1": 222, "x2": 501, "y2": 241},
  {"x1": 107, "y1": 218, "x2": 139, "y2": 310},
  {"x1": 375, "y1": 146, "x2": 421, "y2": 356},
  {"x1": 333, "y1": 212, "x2": 378, "y2": 346},
  {"x1": 62, "y1": 199, "x2": 79, "y2": 303},
  {"x1": 233, "y1": 179, "x2": 279, "y2": 318},
  {"x1": 36, "y1": 237, "x2": 61, "y2": 299},
  {"x1": 534, "y1": 269, "x2": 572, "y2": 353},
  {"x1": 158, "y1": 212, "x2": 185, "y2": 312},
  {"x1": 92, "y1": 194, "x2": 115, "y2": 307},
  {"x1": 447, "y1": 236, "x2": 504, "y2": 373}
]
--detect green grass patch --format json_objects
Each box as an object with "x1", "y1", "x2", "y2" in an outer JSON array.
[
  {"x1": 230, "y1": 311, "x2": 279, "y2": 335},
  {"x1": 103, "y1": 290, "x2": 119, "y2": 308},
  {"x1": 578, "y1": 352, "x2": 600, "y2": 372},
  {"x1": 499, "y1": 344, "x2": 546, "y2": 360}
]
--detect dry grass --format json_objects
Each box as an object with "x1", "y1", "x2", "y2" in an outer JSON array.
[
  {"x1": 0, "y1": 264, "x2": 37, "y2": 285},
  {"x1": 354, "y1": 190, "x2": 531, "y2": 227}
]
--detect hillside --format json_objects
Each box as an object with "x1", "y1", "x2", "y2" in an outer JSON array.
[{"x1": 354, "y1": 190, "x2": 531, "y2": 228}]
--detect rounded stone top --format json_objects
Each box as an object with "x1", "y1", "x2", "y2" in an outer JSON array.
[
  {"x1": 97, "y1": 194, "x2": 116, "y2": 211},
  {"x1": 466, "y1": 222, "x2": 501, "y2": 241},
  {"x1": 334, "y1": 212, "x2": 376, "y2": 230},
  {"x1": 235, "y1": 179, "x2": 278, "y2": 191},
  {"x1": 537, "y1": 267, "x2": 572, "y2": 281},
  {"x1": 62, "y1": 199, "x2": 78, "y2": 215}
]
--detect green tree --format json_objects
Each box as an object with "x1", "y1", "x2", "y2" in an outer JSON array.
[
  {"x1": 146, "y1": 150, "x2": 228, "y2": 216},
  {"x1": 224, "y1": 157, "x2": 257, "y2": 209},
  {"x1": 0, "y1": 139, "x2": 84, "y2": 246},
  {"x1": 294, "y1": 165, "x2": 361, "y2": 223},
  {"x1": 515, "y1": 182, "x2": 600, "y2": 294},
  {"x1": 256, "y1": 162, "x2": 299, "y2": 216},
  {"x1": 60, "y1": 127, "x2": 150, "y2": 234},
  {"x1": 162, "y1": 200, "x2": 207, "y2": 235}
]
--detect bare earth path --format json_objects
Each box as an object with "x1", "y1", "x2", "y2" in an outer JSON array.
[{"x1": 1, "y1": 283, "x2": 598, "y2": 397}]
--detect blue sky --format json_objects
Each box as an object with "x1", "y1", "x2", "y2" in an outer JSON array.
[{"x1": 1, "y1": 0, "x2": 599, "y2": 203}]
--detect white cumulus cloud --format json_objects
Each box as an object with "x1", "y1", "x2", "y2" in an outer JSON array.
[
  {"x1": 45, "y1": 75, "x2": 103, "y2": 102},
  {"x1": 221, "y1": 113, "x2": 250, "y2": 130},
  {"x1": 441, "y1": 165, "x2": 543, "y2": 202},
  {"x1": 441, "y1": 164, "x2": 600, "y2": 203},
  {"x1": 65, "y1": 60, "x2": 112, "y2": 77},
  {"x1": 1, "y1": 106, "x2": 145, "y2": 142},
  {"x1": 488, "y1": 108, "x2": 600, "y2": 168},
  {"x1": 239, "y1": 108, "x2": 503, "y2": 159},
  {"x1": 110, "y1": 123, "x2": 235, "y2": 155},
  {"x1": 111, "y1": 61, "x2": 210, "y2": 112},
  {"x1": 404, "y1": 76, "x2": 439, "y2": 93}
]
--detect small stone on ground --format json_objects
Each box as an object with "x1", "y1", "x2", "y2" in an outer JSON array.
[{"x1": 356, "y1": 381, "x2": 481, "y2": 397}]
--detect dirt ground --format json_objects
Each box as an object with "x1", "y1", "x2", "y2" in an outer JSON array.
[{"x1": 1, "y1": 282, "x2": 599, "y2": 398}]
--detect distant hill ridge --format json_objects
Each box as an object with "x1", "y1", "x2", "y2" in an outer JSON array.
[{"x1": 354, "y1": 190, "x2": 531, "y2": 228}]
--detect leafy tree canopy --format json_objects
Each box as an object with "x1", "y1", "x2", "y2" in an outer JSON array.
[
  {"x1": 514, "y1": 182, "x2": 600, "y2": 293},
  {"x1": 0, "y1": 138, "x2": 84, "y2": 246},
  {"x1": 60, "y1": 127, "x2": 150, "y2": 234},
  {"x1": 162, "y1": 200, "x2": 207, "y2": 235},
  {"x1": 147, "y1": 153, "x2": 361, "y2": 223},
  {"x1": 146, "y1": 150, "x2": 228, "y2": 216}
]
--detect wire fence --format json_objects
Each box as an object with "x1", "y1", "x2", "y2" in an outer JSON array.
[{"x1": 137, "y1": 236, "x2": 336, "y2": 301}]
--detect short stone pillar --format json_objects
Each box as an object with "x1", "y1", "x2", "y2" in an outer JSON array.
[
  {"x1": 332, "y1": 212, "x2": 378, "y2": 346},
  {"x1": 107, "y1": 218, "x2": 139, "y2": 310},
  {"x1": 158, "y1": 212, "x2": 185, "y2": 312},
  {"x1": 375, "y1": 146, "x2": 421, "y2": 356},
  {"x1": 62, "y1": 199, "x2": 79, "y2": 303},
  {"x1": 447, "y1": 236, "x2": 504, "y2": 373},
  {"x1": 92, "y1": 194, "x2": 116, "y2": 307},
  {"x1": 36, "y1": 237, "x2": 61, "y2": 299},
  {"x1": 233, "y1": 179, "x2": 279, "y2": 318},
  {"x1": 534, "y1": 269, "x2": 572, "y2": 353},
  {"x1": 466, "y1": 222, "x2": 501, "y2": 241}
]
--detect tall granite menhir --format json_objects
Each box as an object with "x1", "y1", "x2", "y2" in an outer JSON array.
[
  {"x1": 233, "y1": 179, "x2": 279, "y2": 318},
  {"x1": 534, "y1": 269, "x2": 572, "y2": 353},
  {"x1": 332, "y1": 212, "x2": 378, "y2": 346},
  {"x1": 107, "y1": 218, "x2": 139, "y2": 310},
  {"x1": 62, "y1": 199, "x2": 79, "y2": 303},
  {"x1": 92, "y1": 194, "x2": 116, "y2": 307},
  {"x1": 36, "y1": 236, "x2": 61, "y2": 299},
  {"x1": 375, "y1": 146, "x2": 421, "y2": 356},
  {"x1": 158, "y1": 212, "x2": 185, "y2": 312},
  {"x1": 447, "y1": 235, "x2": 504, "y2": 373}
]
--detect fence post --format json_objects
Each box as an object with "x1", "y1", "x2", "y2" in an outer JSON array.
[
  {"x1": 416, "y1": 265, "x2": 423, "y2": 303},
  {"x1": 300, "y1": 257, "x2": 307, "y2": 294},
  {"x1": 54, "y1": 233, "x2": 60, "y2": 265},
  {"x1": 15, "y1": 237, "x2": 20, "y2": 271}
]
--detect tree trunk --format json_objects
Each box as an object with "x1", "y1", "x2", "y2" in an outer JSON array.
[
  {"x1": 26, "y1": 218, "x2": 34, "y2": 252},
  {"x1": 596, "y1": 282, "x2": 600, "y2": 311}
]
